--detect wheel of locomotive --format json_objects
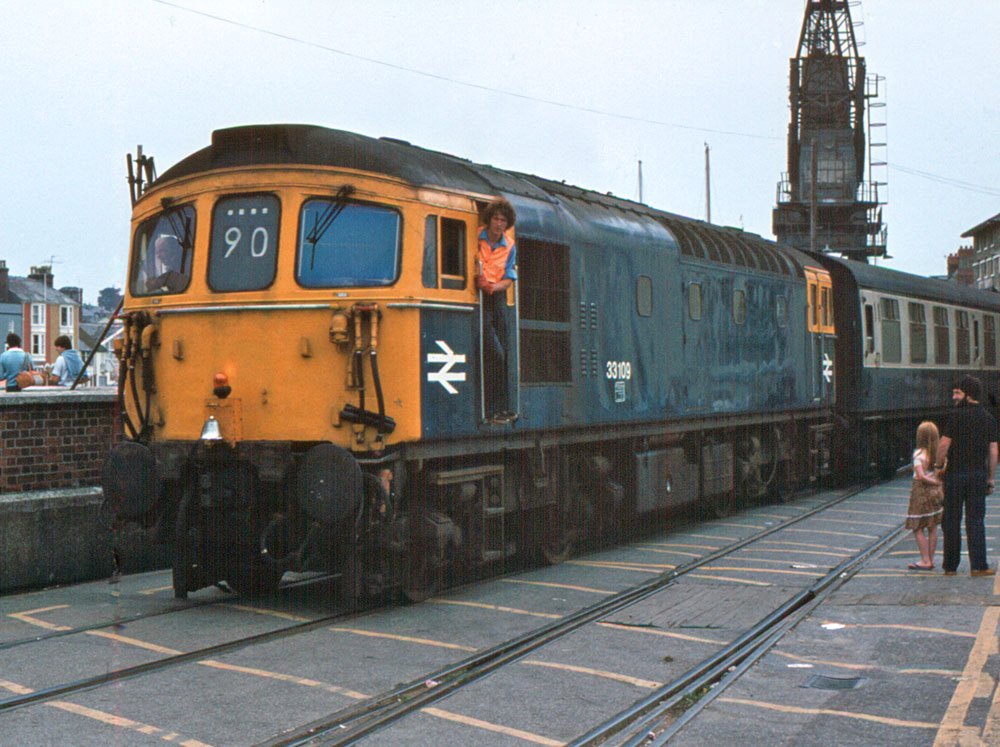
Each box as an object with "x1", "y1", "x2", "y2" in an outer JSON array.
[
  {"x1": 172, "y1": 490, "x2": 197, "y2": 599},
  {"x1": 735, "y1": 429, "x2": 780, "y2": 505},
  {"x1": 229, "y1": 548, "x2": 283, "y2": 599},
  {"x1": 541, "y1": 499, "x2": 582, "y2": 565},
  {"x1": 401, "y1": 525, "x2": 439, "y2": 603},
  {"x1": 711, "y1": 488, "x2": 737, "y2": 519}
]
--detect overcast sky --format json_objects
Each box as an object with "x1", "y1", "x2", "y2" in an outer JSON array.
[{"x1": 1, "y1": 0, "x2": 997, "y2": 304}]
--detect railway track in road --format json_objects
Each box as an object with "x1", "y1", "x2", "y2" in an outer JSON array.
[
  {"x1": 259, "y1": 483, "x2": 904, "y2": 746},
  {"x1": 574, "y1": 523, "x2": 906, "y2": 746},
  {"x1": 1, "y1": 481, "x2": 906, "y2": 746}
]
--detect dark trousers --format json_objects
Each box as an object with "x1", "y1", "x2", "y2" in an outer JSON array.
[
  {"x1": 482, "y1": 290, "x2": 509, "y2": 416},
  {"x1": 942, "y1": 469, "x2": 989, "y2": 572}
]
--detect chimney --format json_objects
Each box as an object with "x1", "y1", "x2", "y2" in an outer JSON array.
[
  {"x1": 59, "y1": 286, "x2": 83, "y2": 305},
  {"x1": 0, "y1": 260, "x2": 8, "y2": 302},
  {"x1": 28, "y1": 264, "x2": 54, "y2": 288}
]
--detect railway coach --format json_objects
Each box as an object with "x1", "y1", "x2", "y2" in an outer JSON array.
[
  {"x1": 102, "y1": 124, "x2": 837, "y2": 600},
  {"x1": 814, "y1": 255, "x2": 1000, "y2": 478}
]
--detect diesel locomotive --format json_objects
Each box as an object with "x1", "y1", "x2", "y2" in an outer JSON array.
[{"x1": 101, "y1": 124, "x2": 1000, "y2": 599}]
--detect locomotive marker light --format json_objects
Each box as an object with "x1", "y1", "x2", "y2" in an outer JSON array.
[
  {"x1": 427, "y1": 340, "x2": 466, "y2": 394},
  {"x1": 213, "y1": 372, "x2": 232, "y2": 399}
]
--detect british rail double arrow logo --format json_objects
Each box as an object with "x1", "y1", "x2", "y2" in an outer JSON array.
[{"x1": 427, "y1": 340, "x2": 466, "y2": 394}]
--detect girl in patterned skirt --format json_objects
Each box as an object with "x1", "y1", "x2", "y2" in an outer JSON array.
[{"x1": 906, "y1": 421, "x2": 944, "y2": 570}]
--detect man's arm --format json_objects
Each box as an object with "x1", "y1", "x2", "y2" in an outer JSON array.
[
  {"x1": 936, "y1": 436, "x2": 951, "y2": 470},
  {"x1": 989, "y1": 442, "x2": 998, "y2": 492}
]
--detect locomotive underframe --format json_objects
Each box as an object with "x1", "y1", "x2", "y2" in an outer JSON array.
[{"x1": 142, "y1": 407, "x2": 832, "y2": 600}]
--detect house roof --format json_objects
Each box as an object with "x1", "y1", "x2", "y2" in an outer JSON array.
[
  {"x1": 79, "y1": 321, "x2": 123, "y2": 352},
  {"x1": 7, "y1": 277, "x2": 81, "y2": 305},
  {"x1": 962, "y1": 211, "x2": 1000, "y2": 238}
]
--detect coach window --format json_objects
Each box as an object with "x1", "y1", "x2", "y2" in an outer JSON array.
[
  {"x1": 955, "y1": 310, "x2": 970, "y2": 365},
  {"x1": 984, "y1": 316, "x2": 997, "y2": 367},
  {"x1": 880, "y1": 298, "x2": 901, "y2": 363},
  {"x1": 775, "y1": 296, "x2": 787, "y2": 328},
  {"x1": 636, "y1": 276, "x2": 652, "y2": 317},
  {"x1": 864, "y1": 303, "x2": 875, "y2": 355},
  {"x1": 208, "y1": 195, "x2": 280, "y2": 291},
  {"x1": 131, "y1": 205, "x2": 195, "y2": 297},
  {"x1": 297, "y1": 200, "x2": 400, "y2": 287},
  {"x1": 933, "y1": 306, "x2": 950, "y2": 364},
  {"x1": 688, "y1": 283, "x2": 702, "y2": 321},
  {"x1": 733, "y1": 289, "x2": 747, "y2": 325},
  {"x1": 973, "y1": 318, "x2": 981, "y2": 363},
  {"x1": 908, "y1": 302, "x2": 927, "y2": 364}
]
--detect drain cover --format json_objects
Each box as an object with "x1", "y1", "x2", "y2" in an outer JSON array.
[{"x1": 802, "y1": 675, "x2": 867, "y2": 690}]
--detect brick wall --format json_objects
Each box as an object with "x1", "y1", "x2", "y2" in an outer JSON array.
[{"x1": 0, "y1": 390, "x2": 120, "y2": 493}]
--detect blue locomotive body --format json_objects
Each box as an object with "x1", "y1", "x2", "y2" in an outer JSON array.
[{"x1": 102, "y1": 125, "x2": 998, "y2": 599}]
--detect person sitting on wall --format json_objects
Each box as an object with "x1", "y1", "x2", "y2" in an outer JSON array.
[
  {"x1": 1, "y1": 333, "x2": 33, "y2": 392},
  {"x1": 47, "y1": 335, "x2": 84, "y2": 387}
]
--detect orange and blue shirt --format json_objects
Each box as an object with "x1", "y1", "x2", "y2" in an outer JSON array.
[{"x1": 477, "y1": 227, "x2": 517, "y2": 285}]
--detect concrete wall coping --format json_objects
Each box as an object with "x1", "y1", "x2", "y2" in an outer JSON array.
[
  {"x1": 0, "y1": 486, "x2": 103, "y2": 507},
  {"x1": 0, "y1": 387, "x2": 117, "y2": 407}
]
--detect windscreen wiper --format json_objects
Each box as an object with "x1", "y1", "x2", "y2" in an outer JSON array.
[
  {"x1": 164, "y1": 210, "x2": 194, "y2": 269},
  {"x1": 306, "y1": 185, "x2": 355, "y2": 269}
]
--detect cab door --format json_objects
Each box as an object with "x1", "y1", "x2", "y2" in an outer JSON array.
[{"x1": 805, "y1": 267, "x2": 836, "y2": 404}]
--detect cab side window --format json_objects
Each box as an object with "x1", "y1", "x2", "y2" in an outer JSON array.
[{"x1": 422, "y1": 215, "x2": 467, "y2": 289}]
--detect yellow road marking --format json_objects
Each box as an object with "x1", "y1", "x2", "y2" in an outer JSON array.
[
  {"x1": 641, "y1": 542, "x2": 721, "y2": 551},
  {"x1": 720, "y1": 697, "x2": 937, "y2": 729},
  {"x1": 0, "y1": 678, "x2": 212, "y2": 746},
  {"x1": 816, "y1": 517, "x2": 897, "y2": 529},
  {"x1": 522, "y1": 659, "x2": 661, "y2": 689},
  {"x1": 199, "y1": 660, "x2": 369, "y2": 699},
  {"x1": 76, "y1": 631, "x2": 374, "y2": 701},
  {"x1": 687, "y1": 573, "x2": 772, "y2": 587},
  {"x1": 774, "y1": 651, "x2": 961, "y2": 676},
  {"x1": 818, "y1": 621, "x2": 977, "y2": 638},
  {"x1": 738, "y1": 547, "x2": 849, "y2": 559},
  {"x1": 758, "y1": 540, "x2": 860, "y2": 552},
  {"x1": 597, "y1": 622, "x2": 727, "y2": 645},
  {"x1": 7, "y1": 605, "x2": 72, "y2": 631},
  {"x1": 686, "y1": 533, "x2": 738, "y2": 541},
  {"x1": 698, "y1": 566, "x2": 819, "y2": 577},
  {"x1": 751, "y1": 512, "x2": 797, "y2": 520},
  {"x1": 223, "y1": 604, "x2": 313, "y2": 622},
  {"x1": 138, "y1": 585, "x2": 174, "y2": 595},
  {"x1": 713, "y1": 522, "x2": 766, "y2": 530},
  {"x1": 501, "y1": 579, "x2": 614, "y2": 595},
  {"x1": 420, "y1": 707, "x2": 563, "y2": 746},
  {"x1": 47, "y1": 701, "x2": 214, "y2": 745},
  {"x1": 429, "y1": 599, "x2": 562, "y2": 619},
  {"x1": 934, "y1": 607, "x2": 1000, "y2": 746},
  {"x1": 826, "y1": 507, "x2": 903, "y2": 518},
  {"x1": 984, "y1": 667, "x2": 1000, "y2": 744},
  {"x1": 86, "y1": 630, "x2": 183, "y2": 654},
  {"x1": 329, "y1": 627, "x2": 477, "y2": 651},
  {"x1": 566, "y1": 560, "x2": 664, "y2": 574},
  {"x1": 637, "y1": 547, "x2": 702, "y2": 558},
  {"x1": 579, "y1": 559, "x2": 676, "y2": 570},
  {"x1": 783, "y1": 527, "x2": 878, "y2": 539},
  {"x1": 0, "y1": 680, "x2": 34, "y2": 695}
]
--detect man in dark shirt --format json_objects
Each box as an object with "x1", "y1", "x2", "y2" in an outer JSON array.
[{"x1": 936, "y1": 375, "x2": 998, "y2": 576}]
